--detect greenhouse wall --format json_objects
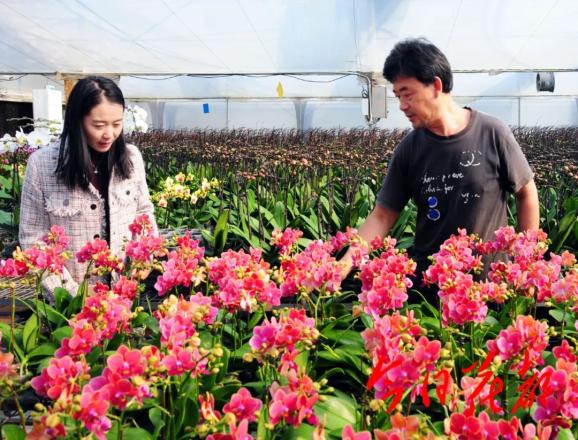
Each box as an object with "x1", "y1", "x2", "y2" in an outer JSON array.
[
  {"x1": 129, "y1": 95, "x2": 578, "y2": 130},
  {"x1": 1, "y1": 72, "x2": 577, "y2": 130}
]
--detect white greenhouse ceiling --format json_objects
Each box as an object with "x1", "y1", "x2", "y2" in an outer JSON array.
[{"x1": 1, "y1": 0, "x2": 577, "y2": 76}]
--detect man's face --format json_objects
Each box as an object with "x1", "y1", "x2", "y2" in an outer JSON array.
[{"x1": 392, "y1": 76, "x2": 438, "y2": 129}]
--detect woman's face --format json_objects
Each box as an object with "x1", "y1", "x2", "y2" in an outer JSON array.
[{"x1": 82, "y1": 98, "x2": 124, "y2": 153}]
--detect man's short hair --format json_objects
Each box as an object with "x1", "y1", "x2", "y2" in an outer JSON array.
[{"x1": 383, "y1": 38, "x2": 453, "y2": 93}]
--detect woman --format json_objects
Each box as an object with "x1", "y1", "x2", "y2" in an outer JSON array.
[{"x1": 19, "y1": 76, "x2": 156, "y2": 294}]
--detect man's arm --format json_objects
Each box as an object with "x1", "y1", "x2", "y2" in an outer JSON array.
[
  {"x1": 515, "y1": 179, "x2": 539, "y2": 231},
  {"x1": 339, "y1": 204, "x2": 400, "y2": 278}
]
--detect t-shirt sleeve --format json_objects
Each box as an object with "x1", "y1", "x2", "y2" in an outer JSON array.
[
  {"x1": 376, "y1": 140, "x2": 411, "y2": 212},
  {"x1": 497, "y1": 127, "x2": 534, "y2": 193}
]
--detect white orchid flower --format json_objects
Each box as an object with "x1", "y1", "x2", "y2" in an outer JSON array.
[
  {"x1": 25, "y1": 129, "x2": 52, "y2": 147},
  {"x1": 135, "y1": 120, "x2": 148, "y2": 133},
  {"x1": 124, "y1": 105, "x2": 149, "y2": 134},
  {"x1": 15, "y1": 129, "x2": 27, "y2": 145},
  {"x1": 0, "y1": 134, "x2": 13, "y2": 154}
]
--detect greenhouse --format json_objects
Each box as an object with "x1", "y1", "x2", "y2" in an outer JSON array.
[{"x1": 0, "y1": 1, "x2": 577, "y2": 439}]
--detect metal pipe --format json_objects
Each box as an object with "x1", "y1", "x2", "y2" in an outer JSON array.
[{"x1": 1, "y1": 69, "x2": 578, "y2": 76}]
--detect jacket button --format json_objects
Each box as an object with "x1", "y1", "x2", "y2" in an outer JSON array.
[
  {"x1": 126, "y1": 190, "x2": 130, "y2": 195},
  {"x1": 93, "y1": 234, "x2": 100, "y2": 239},
  {"x1": 63, "y1": 199, "x2": 69, "y2": 206},
  {"x1": 90, "y1": 203, "x2": 97, "y2": 210}
]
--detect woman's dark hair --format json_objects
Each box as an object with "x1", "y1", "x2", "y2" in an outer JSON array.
[
  {"x1": 383, "y1": 38, "x2": 453, "y2": 93},
  {"x1": 56, "y1": 76, "x2": 133, "y2": 189}
]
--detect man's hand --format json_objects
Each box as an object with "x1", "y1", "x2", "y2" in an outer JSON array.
[
  {"x1": 132, "y1": 267, "x2": 152, "y2": 281},
  {"x1": 337, "y1": 205, "x2": 400, "y2": 284},
  {"x1": 339, "y1": 255, "x2": 354, "y2": 281}
]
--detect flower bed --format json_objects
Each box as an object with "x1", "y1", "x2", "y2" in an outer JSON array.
[{"x1": 1, "y1": 214, "x2": 577, "y2": 439}]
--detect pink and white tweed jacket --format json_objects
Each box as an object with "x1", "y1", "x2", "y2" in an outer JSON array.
[{"x1": 19, "y1": 143, "x2": 157, "y2": 294}]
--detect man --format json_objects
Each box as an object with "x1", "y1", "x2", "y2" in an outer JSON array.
[{"x1": 341, "y1": 38, "x2": 539, "y2": 303}]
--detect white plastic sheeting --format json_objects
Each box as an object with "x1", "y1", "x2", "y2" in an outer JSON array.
[
  {"x1": 0, "y1": 0, "x2": 577, "y2": 128},
  {"x1": 1, "y1": 0, "x2": 577, "y2": 74}
]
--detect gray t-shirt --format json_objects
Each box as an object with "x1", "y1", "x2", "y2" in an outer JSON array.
[{"x1": 377, "y1": 109, "x2": 534, "y2": 270}]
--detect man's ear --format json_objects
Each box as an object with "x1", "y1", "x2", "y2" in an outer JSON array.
[{"x1": 433, "y1": 76, "x2": 443, "y2": 95}]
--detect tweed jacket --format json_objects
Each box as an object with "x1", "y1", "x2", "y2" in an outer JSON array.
[{"x1": 19, "y1": 143, "x2": 157, "y2": 294}]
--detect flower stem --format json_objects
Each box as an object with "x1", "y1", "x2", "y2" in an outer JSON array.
[
  {"x1": 9, "y1": 385, "x2": 26, "y2": 431},
  {"x1": 561, "y1": 303, "x2": 568, "y2": 340},
  {"x1": 469, "y1": 323, "x2": 474, "y2": 360},
  {"x1": 10, "y1": 286, "x2": 16, "y2": 353}
]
